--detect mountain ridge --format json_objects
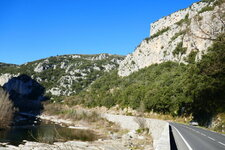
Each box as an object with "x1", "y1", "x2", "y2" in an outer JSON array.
[{"x1": 0, "y1": 53, "x2": 124, "y2": 98}]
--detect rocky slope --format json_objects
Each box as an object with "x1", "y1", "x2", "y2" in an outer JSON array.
[
  {"x1": 0, "y1": 54, "x2": 124, "y2": 98},
  {"x1": 118, "y1": 0, "x2": 225, "y2": 76}
]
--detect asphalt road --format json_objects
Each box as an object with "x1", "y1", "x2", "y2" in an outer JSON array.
[{"x1": 170, "y1": 122, "x2": 225, "y2": 150}]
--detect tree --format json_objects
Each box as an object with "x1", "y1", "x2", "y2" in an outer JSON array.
[
  {"x1": 0, "y1": 87, "x2": 15, "y2": 128},
  {"x1": 172, "y1": 42, "x2": 187, "y2": 64},
  {"x1": 185, "y1": 33, "x2": 225, "y2": 125}
]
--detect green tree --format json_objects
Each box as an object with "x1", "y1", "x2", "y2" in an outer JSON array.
[{"x1": 185, "y1": 33, "x2": 225, "y2": 125}]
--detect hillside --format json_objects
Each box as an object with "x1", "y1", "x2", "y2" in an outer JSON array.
[
  {"x1": 68, "y1": 33, "x2": 225, "y2": 128},
  {"x1": 0, "y1": 54, "x2": 124, "y2": 99},
  {"x1": 118, "y1": 0, "x2": 225, "y2": 76},
  {"x1": 64, "y1": 0, "x2": 225, "y2": 129},
  {"x1": 0, "y1": 62, "x2": 17, "y2": 68}
]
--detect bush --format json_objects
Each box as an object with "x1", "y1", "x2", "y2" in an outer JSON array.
[
  {"x1": 198, "y1": 6, "x2": 214, "y2": 14},
  {"x1": 145, "y1": 27, "x2": 171, "y2": 43},
  {"x1": 172, "y1": 42, "x2": 187, "y2": 57},
  {"x1": 185, "y1": 50, "x2": 198, "y2": 64},
  {"x1": 0, "y1": 88, "x2": 15, "y2": 128},
  {"x1": 170, "y1": 30, "x2": 186, "y2": 42},
  {"x1": 151, "y1": 27, "x2": 170, "y2": 39},
  {"x1": 175, "y1": 14, "x2": 190, "y2": 26}
]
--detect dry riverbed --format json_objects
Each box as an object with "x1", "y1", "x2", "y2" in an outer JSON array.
[{"x1": 0, "y1": 104, "x2": 153, "y2": 150}]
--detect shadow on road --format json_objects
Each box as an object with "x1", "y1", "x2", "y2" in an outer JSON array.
[{"x1": 169, "y1": 125, "x2": 178, "y2": 150}]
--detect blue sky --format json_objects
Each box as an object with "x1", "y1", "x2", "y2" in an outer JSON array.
[{"x1": 0, "y1": 0, "x2": 199, "y2": 64}]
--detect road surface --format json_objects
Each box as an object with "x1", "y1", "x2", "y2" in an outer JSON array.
[{"x1": 170, "y1": 122, "x2": 225, "y2": 150}]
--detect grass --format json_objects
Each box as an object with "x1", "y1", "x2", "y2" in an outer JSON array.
[
  {"x1": 43, "y1": 103, "x2": 122, "y2": 134},
  {"x1": 32, "y1": 127, "x2": 98, "y2": 144},
  {"x1": 44, "y1": 103, "x2": 100, "y2": 123}
]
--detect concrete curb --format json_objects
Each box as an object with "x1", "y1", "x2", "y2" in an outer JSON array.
[{"x1": 102, "y1": 114, "x2": 170, "y2": 150}]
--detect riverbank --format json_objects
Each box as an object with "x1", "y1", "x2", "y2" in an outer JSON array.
[{"x1": 0, "y1": 105, "x2": 153, "y2": 150}]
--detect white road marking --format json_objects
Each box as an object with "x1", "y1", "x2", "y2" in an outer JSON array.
[
  {"x1": 176, "y1": 124, "x2": 225, "y2": 148},
  {"x1": 192, "y1": 125, "x2": 225, "y2": 137},
  {"x1": 173, "y1": 126, "x2": 193, "y2": 150},
  {"x1": 208, "y1": 136, "x2": 215, "y2": 141},
  {"x1": 201, "y1": 133, "x2": 206, "y2": 136},
  {"x1": 218, "y1": 142, "x2": 225, "y2": 147}
]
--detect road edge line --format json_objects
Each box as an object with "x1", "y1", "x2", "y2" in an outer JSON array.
[
  {"x1": 218, "y1": 142, "x2": 225, "y2": 147},
  {"x1": 173, "y1": 126, "x2": 193, "y2": 150}
]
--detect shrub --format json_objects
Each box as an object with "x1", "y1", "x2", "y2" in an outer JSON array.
[
  {"x1": 198, "y1": 6, "x2": 214, "y2": 14},
  {"x1": 151, "y1": 27, "x2": 170, "y2": 39},
  {"x1": 213, "y1": 0, "x2": 224, "y2": 6},
  {"x1": 0, "y1": 88, "x2": 15, "y2": 128},
  {"x1": 172, "y1": 42, "x2": 187, "y2": 57},
  {"x1": 145, "y1": 27, "x2": 171, "y2": 43},
  {"x1": 176, "y1": 14, "x2": 190, "y2": 26},
  {"x1": 170, "y1": 30, "x2": 186, "y2": 42},
  {"x1": 185, "y1": 50, "x2": 198, "y2": 64}
]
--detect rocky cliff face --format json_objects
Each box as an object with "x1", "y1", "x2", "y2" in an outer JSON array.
[
  {"x1": 3, "y1": 75, "x2": 45, "y2": 100},
  {"x1": 118, "y1": 0, "x2": 225, "y2": 76},
  {"x1": 0, "y1": 54, "x2": 124, "y2": 97},
  {"x1": 2, "y1": 75, "x2": 45, "y2": 113}
]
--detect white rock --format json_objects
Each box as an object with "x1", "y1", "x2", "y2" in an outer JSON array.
[
  {"x1": 0, "y1": 73, "x2": 17, "y2": 86},
  {"x1": 118, "y1": 1, "x2": 225, "y2": 77}
]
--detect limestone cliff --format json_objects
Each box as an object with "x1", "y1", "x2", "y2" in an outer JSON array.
[{"x1": 118, "y1": 0, "x2": 225, "y2": 76}]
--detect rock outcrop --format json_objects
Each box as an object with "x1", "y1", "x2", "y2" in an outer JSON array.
[
  {"x1": 118, "y1": 0, "x2": 225, "y2": 76},
  {"x1": 3, "y1": 75, "x2": 45, "y2": 100},
  {"x1": 0, "y1": 73, "x2": 18, "y2": 86},
  {"x1": 3, "y1": 75, "x2": 45, "y2": 113}
]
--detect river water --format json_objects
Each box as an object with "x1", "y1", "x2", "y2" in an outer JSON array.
[{"x1": 0, "y1": 118, "x2": 98, "y2": 145}]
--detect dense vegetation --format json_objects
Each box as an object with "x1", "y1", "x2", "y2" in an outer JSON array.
[
  {"x1": 66, "y1": 33, "x2": 225, "y2": 126},
  {"x1": 66, "y1": 62, "x2": 190, "y2": 114}
]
